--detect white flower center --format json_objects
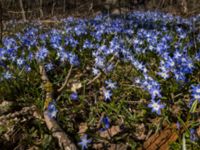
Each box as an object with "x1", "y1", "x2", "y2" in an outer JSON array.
[
  {"x1": 194, "y1": 94, "x2": 200, "y2": 99},
  {"x1": 152, "y1": 103, "x2": 159, "y2": 110},
  {"x1": 196, "y1": 89, "x2": 200, "y2": 93}
]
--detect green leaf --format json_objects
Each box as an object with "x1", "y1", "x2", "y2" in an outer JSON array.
[{"x1": 189, "y1": 100, "x2": 198, "y2": 113}]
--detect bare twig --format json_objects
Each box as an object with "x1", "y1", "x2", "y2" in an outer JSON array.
[
  {"x1": 86, "y1": 54, "x2": 117, "y2": 85},
  {"x1": 57, "y1": 65, "x2": 73, "y2": 93},
  {"x1": 51, "y1": 0, "x2": 56, "y2": 16},
  {"x1": 87, "y1": 72, "x2": 101, "y2": 85}
]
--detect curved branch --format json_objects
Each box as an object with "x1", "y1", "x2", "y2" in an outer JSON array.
[
  {"x1": 57, "y1": 65, "x2": 73, "y2": 93},
  {"x1": 87, "y1": 72, "x2": 101, "y2": 85},
  {"x1": 39, "y1": 65, "x2": 77, "y2": 150}
]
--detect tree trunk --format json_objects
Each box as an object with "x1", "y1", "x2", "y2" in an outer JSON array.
[
  {"x1": 63, "y1": 0, "x2": 66, "y2": 13},
  {"x1": 39, "y1": 0, "x2": 44, "y2": 18},
  {"x1": 51, "y1": 0, "x2": 56, "y2": 16},
  {"x1": 181, "y1": 0, "x2": 188, "y2": 14},
  {"x1": 19, "y1": 0, "x2": 26, "y2": 21},
  {"x1": 0, "y1": 0, "x2": 2, "y2": 44}
]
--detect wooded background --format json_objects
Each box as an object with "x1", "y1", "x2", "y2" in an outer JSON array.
[
  {"x1": 0, "y1": 0, "x2": 200, "y2": 21},
  {"x1": 1, "y1": 0, "x2": 199, "y2": 43}
]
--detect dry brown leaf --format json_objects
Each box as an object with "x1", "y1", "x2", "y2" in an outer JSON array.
[
  {"x1": 134, "y1": 123, "x2": 146, "y2": 140},
  {"x1": 197, "y1": 126, "x2": 200, "y2": 137},
  {"x1": 93, "y1": 142, "x2": 127, "y2": 150},
  {"x1": 78, "y1": 122, "x2": 88, "y2": 135},
  {"x1": 139, "y1": 124, "x2": 180, "y2": 150},
  {"x1": 108, "y1": 144, "x2": 128, "y2": 150},
  {"x1": 71, "y1": 82, "x2": 82, "y2": 92},
  {"x1": 93, "y1": 143, "x2": 104, "y2": 150},
  {"x1": 99, "y1": 125, "x2": 121, "y2": 139}
]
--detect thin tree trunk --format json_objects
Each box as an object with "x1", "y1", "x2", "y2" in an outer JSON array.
[
  {"x1": 39, "y1": 0, "x2": 43, "y2": 18},
  {"x1": 63, "y1": 0, "x2": 66, "y2": 13},
  {"x1": 181, "y1": 0, "x2": 188, "y2": 14},
  {"x1": 19, "y1": 0, "x2": 26, "y2": 21},
  {"x1": 0, "y1": 0, "x2": 3, "y2": 44},
  {"x1": 51, "y1": 0, "x2": 56, "y2": 16}
]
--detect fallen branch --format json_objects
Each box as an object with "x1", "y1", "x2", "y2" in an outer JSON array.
[
  {"x1": 44, "y1": 110, "x2": 77, "y2": 150},
  {"x1": 39, "y1": 65, "x2": 77, "y2": 150}
]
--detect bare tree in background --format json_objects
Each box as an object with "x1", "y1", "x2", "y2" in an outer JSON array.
[
  {"x1": 39, "y1": 0, "x2": 44, "y2": 18},
  {"x1": 63, "y1": 0, "x2": 66, "y2": 13},
  {"x1": 51, "y1": 0, "x2": 56, "y2": 16},
  {"x1": 0, "y1": 0, "x2": 2, "y2": 44},
  {"x1": 180, "y1": 0, "x2": 188, "y2": 14},
  {"x1": 0, "y1": 0, "x2": 198, "y2": 21},
  {"x1": 19, "y1": 0, "x2": 26, "y2": 21}
]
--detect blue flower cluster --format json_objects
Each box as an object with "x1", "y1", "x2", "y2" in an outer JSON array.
[{"x1": 0, "y1": 11, "x2": 200, "y2": 117}]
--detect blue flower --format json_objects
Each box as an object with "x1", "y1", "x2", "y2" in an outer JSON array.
[
  {"x1": 69, "y1": 37, "x2": 79, "y2": 48},
  {"x1": 2, "y1": 71, "x2": 12, "y2": 79},
  {"x1": 174, "y1": 70, "x2": 186, "y2": 82},
  {"x1": 58, "y1": 50, "x2": 69, "y2": 62},
  {"x1": 148, "y1": 100, "x2": 165, "y2": 115},
  {"x1": 3, "y1": 37, "x2": 17, "y2": 50},
  {"x1": 47, "y1": 102, "x2": 58, "y2": 118},
  {"x1": 95, "y1": 56, "x2": 105, "y2": 69},
  {"x1": 104, "y1": 63, "x2": 114, "y2": 73},
  {"x1": 190, "y1": 128, "x2": 198, "y2": 142},
  {"x1": 149, "y1": 87, "x2": 162, "y2": 100},
  {"x1": 176, "y1": 121, "x2": 181, "y2": 130},
  {"x1": 191, "y1": 84, "x2": 200, "y2": 101},
  {"x1": 68, "y1": 53, "x2": 80, "y2": 66},
  {"x1": 45, "y1": 63, "x2": 54, "y2": 71},
  {"x1": 50, "y1": 34, "x2": 62, "y2": 49},
  {"x1": 35, "y1": 47, "x2": 48, "y2": 61},
  {"x1": 105, "y1": 79, "x2": 117, "y2": 89},
  {"x1": 70, "y1": 92, "x2": 78, "y2": 101},
  {"x1": 100, "y1": 116, "x2": 110, "y2": 131},
  {"x1": 78, "y1": 134, "x2": 92, "y2": 150},
  {"x1": 195, "y1": 51, "x2": 200, "y2": 61},
  {"x1": 157, "y1": 70, "x2": 169, "y2": 79},
  {"x1": 25, "y1": 65, "x2": 31, "y2": 72},
  {"x1": 83, "y1": 40, "x2": 93, "y2": 49},
  {"x1": 16, "y1": 58, "x2": 25, "y2": 67},
  {"x1": 92, "y1": 67, "x2": 100, "y2": 75},
  {"x1": 103, "y1": 89, "x2": 112, "y2": 101}
]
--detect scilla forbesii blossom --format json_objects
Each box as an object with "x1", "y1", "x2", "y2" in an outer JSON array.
[
  {"x1": 191, "y1": 84, "x2": 200, "y2": 102},
  {"x1": 78, "y1": 134, "x2": 92, "y2": 150},
  {"x1": 105, "y1": 79, "x2": 117, "y2": 89},
  {"x1": 103, "y1": 88, "x2": 112, "y2": 101},
  {"x1": 148, "y1": 100, "x2": 165, "y2": 115},
  {"x1": 47, "y1": 101, "x2": 58, "y2": 118}
]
